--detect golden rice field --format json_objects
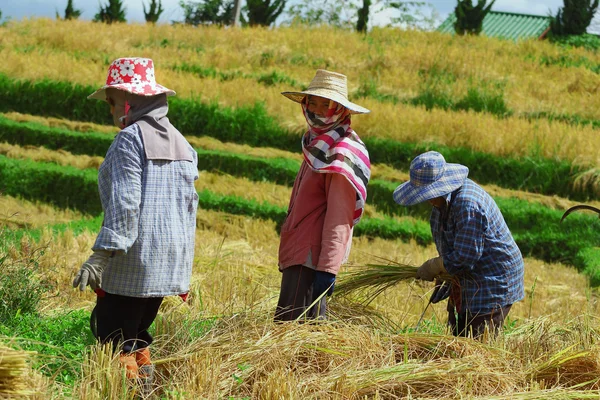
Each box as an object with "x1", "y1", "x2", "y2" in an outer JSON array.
[
  {"x1": 1, "y1": 18, "x2": 600, "y2": 399},
  {"x1": 1, "y1": 19, "x2": 600, "y2": 166}
]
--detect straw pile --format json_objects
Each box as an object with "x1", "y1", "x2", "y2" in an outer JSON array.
[{"x1": 0, "y1": 342, "x2": 36, "y2": 397}]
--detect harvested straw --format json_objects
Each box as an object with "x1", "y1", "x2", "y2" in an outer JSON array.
[
  {"x1": 0, "y1": 343, "x2": 36, "y2": 397},
  {"x1": 334, "y1": 261, "x2": 452, "y2": 304}
]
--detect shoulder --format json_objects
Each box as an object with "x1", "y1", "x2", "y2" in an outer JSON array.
[{"x1": 112, "y1": 124, "x2": 144, "y2": 153}]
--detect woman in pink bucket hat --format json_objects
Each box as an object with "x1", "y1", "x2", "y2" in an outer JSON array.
[
  {"x1": 73, "y1": 58, "x2": 198, "y2": 389},
  {"x1": 393, "y1": 151, "x2": 524, "y2": 338},
  {"x1": 274, "y1": 69, "x2": 371, "y2": 321}
]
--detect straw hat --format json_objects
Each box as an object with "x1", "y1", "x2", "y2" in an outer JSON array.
[
  {"x1": 393, "y1": 151, "x2": 469, "y2": 206},
  {"x1": 281, "y1": 69, "x2": 370, "y2": 114},
  {"x1": 88, "y1": 57, "x2": 175, "y2": 101}
]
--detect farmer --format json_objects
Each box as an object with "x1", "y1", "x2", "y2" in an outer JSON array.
[
  {"x1": 274, "y1": 69, "x2": 371, "y2": 321},
  {"x1": 393, "y1": 151, "x2": 524, "y2": 338},
  {"x1": 72, "y1": 58, "x2": 198, "y2": 384}
]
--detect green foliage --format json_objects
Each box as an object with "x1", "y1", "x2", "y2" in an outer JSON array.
[
  {"x1": 551, "y1": 33, "x2": 600, "y2": 51},
  {"x1": 551, "y1": 0, "x2": 599, "y2": 36},
  {"x1": 180, "y1": 0, "x2": 235, "y2": 26},
  {"x1": 143, "y1": 0, "x2": 164, "y2": 23},
  {"x1": 94, "y1": 0, "x2": 127, "y2": 23},
  {"x1": 356, "y1": 0, "x2": 370, "y2": 32},
  {"x1": 245, "y1": 0, "x2": 286, "y2": 26},
  {"x1": 454, "y1": 0, "x2": 495, "y2": 35},
  {"x1": 0, "y1": 309, "x2": 96, "y2": 385},
  {"x1": 0, "y1": 245, "x2": 53, "y2": 321},
  {"x1": 411, "y1": 66, "x2": 510, "y2": 117},
  {"x1": 0, "y1": 156, "x2": 101, "y2": 214}
]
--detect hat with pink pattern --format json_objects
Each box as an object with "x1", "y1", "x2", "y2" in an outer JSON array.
[{"x1": 88, "y1": 57, "x2": 175, "y2": 100}]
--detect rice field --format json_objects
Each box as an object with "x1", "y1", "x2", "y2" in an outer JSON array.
[{"x1": 1, "y1": 18, "x2": 600, "y2": 399}]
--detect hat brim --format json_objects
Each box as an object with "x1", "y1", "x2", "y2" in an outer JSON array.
[
  {"x1": 88, "y1": 83, "x2": 176, "y2": 101},
  {"x1": 282, "y1": 90, "x2": 370, "y2": 114},
  {"x1": 393, "y1": 164, "x2": 469, "y2": 206}
]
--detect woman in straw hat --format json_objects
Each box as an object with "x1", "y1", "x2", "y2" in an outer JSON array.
[
  {"x1": 72, "y1": 58, "x2": 198, "y2": 386},
  {"x1": 275, "y1": 69, "x2": 371, "y2": 321},
  {"x1": 393, "y1": 151, "x2": 525, "y2": 338}
]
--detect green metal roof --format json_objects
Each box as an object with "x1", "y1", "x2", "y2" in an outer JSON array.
[{"x1": 437, "y1": 11, "x2": 551, "y2": 41}]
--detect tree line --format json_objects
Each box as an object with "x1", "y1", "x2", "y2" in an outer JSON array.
[{"x1": 41, "y1": 0, "x2": 600, "y2": 38}]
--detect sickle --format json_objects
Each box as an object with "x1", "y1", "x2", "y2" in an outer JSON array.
[{"x1": 560, "y1": 204, "x2": 600, "y2": 223}]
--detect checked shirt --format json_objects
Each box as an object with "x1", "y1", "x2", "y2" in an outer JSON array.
[
  {"x1": 431, "y1": 179, "x2": 525, "y2": 314},
  {"x1": 93, "y1": 124, "x2": 198, "y2": 297}
]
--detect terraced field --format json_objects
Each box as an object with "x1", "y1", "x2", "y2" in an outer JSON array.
[{"x1": 1, "y1": 19, "x2": 600, "y2": 399}]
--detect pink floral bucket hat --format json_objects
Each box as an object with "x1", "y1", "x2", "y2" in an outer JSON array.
[{"x1": 88, "y1": 57, "x2": 175, "y2": 100}]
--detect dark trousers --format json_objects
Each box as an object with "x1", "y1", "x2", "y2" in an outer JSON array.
[
  {"x1": 274, "y1": 265, "x2": 327, "y2": 322},
  {"x1": 96, "y1": 292, "x2": 163, "y2": 353},
  {"x1": 448, "y1": 304, "x2": 512, "y2": 338}
]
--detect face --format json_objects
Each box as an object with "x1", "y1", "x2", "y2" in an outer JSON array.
[
  {"x1": 307, "y1": 95, "x2": 334, "y2": 117},
  {"x1": 106, "y1": 92, "x2": 126, "y2": 129}
]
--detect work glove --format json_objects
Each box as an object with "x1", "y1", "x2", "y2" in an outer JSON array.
[
  {"x1": 416, "y1": 256, "x2": 446, "y2": 282},
  {"x1": 73, "y1": 250, "x2": 111, "y2": 291},
  {"x1": 313, "y1": 270, "x2": 336, "y2": 297},
  {"x1": 430, "y1": 279, "x2": 451, "y2": 304}
]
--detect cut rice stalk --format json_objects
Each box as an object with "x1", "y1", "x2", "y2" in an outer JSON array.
[{"x1": 334, "y1": 262, "x2": 452, "y2": 304}]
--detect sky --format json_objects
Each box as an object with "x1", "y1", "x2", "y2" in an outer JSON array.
[{"x1": 0, "y1": 0, "x2": 567, "y2": 25}]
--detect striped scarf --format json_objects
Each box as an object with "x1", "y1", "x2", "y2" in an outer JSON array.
[{"x1": 301, "y1": 102, "x2": 371, "y2": 225}]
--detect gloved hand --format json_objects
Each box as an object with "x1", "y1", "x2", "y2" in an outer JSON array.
[
  {"x1": 73, "y1": 250, "x2": 111, "y2": 291},
  {"x1": 430, "y1": 279, "x2": 451, "y2": 304},
  {"x1": 416, "y1": 256, "x2": 446, "y2": 281},
  {"x1": 313, "y1": 270, "x2": 336, "y2": 297}
]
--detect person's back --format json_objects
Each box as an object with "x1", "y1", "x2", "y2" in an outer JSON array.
[
  {"x1": 430, "y1": 178, "x2": 524, "y2": 315},
  {"x1": 98, "y1": 123, "x2": 198, "y2": 297}
]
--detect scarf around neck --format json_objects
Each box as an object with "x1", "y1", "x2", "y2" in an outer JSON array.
[{"x1": 300, "y1": 102, "x2": 371, "y2": 225}]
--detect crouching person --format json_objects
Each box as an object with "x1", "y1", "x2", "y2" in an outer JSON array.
[
  {"x1": 393, "y1": 151, "x2": 524, "y2": 338},
  {"x1": 72, "y1": 58, "x2": 198, "y2": 388}
]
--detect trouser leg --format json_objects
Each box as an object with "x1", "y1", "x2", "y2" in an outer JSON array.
[
  {"x1": 274, "y1": 265, "x2": 327, "y2": 322},
  {"x1": 95, "y1": 293, "x2": 164, "y2": 353}
]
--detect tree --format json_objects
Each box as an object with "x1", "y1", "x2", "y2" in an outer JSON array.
[
  {"x1": 454, "y1": 0, "x2": 495, "y2": 35},
  {"x1": 142, "y1": 0, "x2": 165, "y2": 24},
  {"x1": 356, "y1": 0, "x2": 371, "y2": 32},
  {"x1": 245, "y1": 0, "x2": 286, "y2": 26},
  {"x1": 56, "y1": 0, "x2": 82, "y2": 20},
  {"x1": 180, "y1": 0, "x2": 235, "y2": 26},
  {"x1": 284, "y1": 0, "x2": 357, "y2": 28},
  {"x1": 551, "y1": 0, "x2": 599, "y2": 36},
  {"x1": 94, "y1": 0, "x2": 127, "y2": 24},
  {"x1": 143, "y1": 0, "x2": 164, "y2": 23}
]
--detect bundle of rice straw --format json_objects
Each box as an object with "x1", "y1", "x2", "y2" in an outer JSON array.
[
  {"x1": 0, "y1": 343, "x2": 36, "y2": 397},
  {"x1": 334, "y1": 260, "x2": 452, "y2": 304}
]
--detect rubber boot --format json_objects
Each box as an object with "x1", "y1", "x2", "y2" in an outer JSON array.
[
  {"x1": 135, "y1": 347, "x2": 154, "y2": 397},
  {"x1": 119, "y1": 353, "x2": 139, "y2": 379}
]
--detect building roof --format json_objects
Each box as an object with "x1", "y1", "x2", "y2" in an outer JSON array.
[{"x1": 437, "y1": 10, "x2": 552, "y2": 41}]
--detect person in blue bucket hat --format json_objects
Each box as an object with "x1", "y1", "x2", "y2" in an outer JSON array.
[{"x1": 393, "y1": 151, "x2": 524, "y2": 338}]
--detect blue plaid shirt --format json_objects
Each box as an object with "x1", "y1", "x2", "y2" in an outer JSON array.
[
  {"x1": 431, "y1": 179, "x2": 524, "y2": 314},
  {"x1": 93, "y1": 124, "x2": 199, "y2": 297}
]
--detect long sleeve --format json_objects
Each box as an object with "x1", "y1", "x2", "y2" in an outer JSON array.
[
  {"x1": 93, "y1": 129, "x2": 144, "y2": 254},
  {"x1": 317, "y1": 173, "x2": 355, "y2": 275}
]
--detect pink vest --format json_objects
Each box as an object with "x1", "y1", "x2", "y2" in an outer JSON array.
[{"x1": 278, "y1": 162, "x2": 355, "y2": 275}]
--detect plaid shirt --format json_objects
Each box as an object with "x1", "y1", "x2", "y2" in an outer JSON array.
[
  {"x1": 431, "y1": 179, "x2": 524, "y2": 314},
  {"x1": 93, "y1": 124, "x2": 199, "y2": 297}
]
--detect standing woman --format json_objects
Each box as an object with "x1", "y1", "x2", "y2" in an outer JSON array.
[
  {"x1": 275, "y1": 69, "x2": 371, "y2": 321},
  {"x1": 72, "y1": 58, "x2": 199, "y2": 384}
]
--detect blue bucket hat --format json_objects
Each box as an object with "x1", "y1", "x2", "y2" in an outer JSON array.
[{"x1": 393, "y1": 151, "x2": 469, "y2": 206}]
